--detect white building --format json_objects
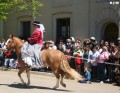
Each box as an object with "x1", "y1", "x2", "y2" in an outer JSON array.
[{"x1": 0, "y1": 0, "x2": 120, "y2": 43}]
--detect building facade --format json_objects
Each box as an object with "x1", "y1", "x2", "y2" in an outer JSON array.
[{"x1": 1, "y1": 0, "x2": 120, "y2": 43}]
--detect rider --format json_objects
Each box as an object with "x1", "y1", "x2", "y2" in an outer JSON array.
[
  {"x1": 28, "y1": 20, "x2": 43, "y2": 46},
  {"x1": 21, "y1": 21, "x2": 44, "y2": 67}
]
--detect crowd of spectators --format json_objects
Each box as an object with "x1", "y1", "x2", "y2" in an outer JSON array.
[
  {"x1": 0, "y1": 38, "x2": 18, "y2": 69},
  {"x1": 0, "y1": 37, "x2": 120, "y2": 85},
  {"x1": 46, "y1": 36, "x2": 120, "y2": 84}
]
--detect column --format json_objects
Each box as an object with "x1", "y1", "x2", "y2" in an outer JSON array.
[
  {"x1": 119, "y1": 21, "x2": 120, "y2": 37},
  {"x1": 0, "y1": 20, "x2": 3, "y2": 40}
]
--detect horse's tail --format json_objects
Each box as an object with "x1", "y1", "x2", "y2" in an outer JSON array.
[{"x1": 60, "y1": 56, "x2": 82, "y2": 80}]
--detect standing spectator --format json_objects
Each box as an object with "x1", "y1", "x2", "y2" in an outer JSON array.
[
  {"x1": 4, "y1": 50, "x2": 12, "y2": 68},
  {"x1": 91, "y1": 46, "x2": 100, "y2": 81},
  {"x1": 57, "y1": 41, "x2": 65, "y2": 52},
  {"x1": 73, "y1": 45, "x2": 83, "y2": 74},
  {"x1": 99, "y1": 40, "x2": 104, "y2": 53},
  {"x1": 117, "y1": 37, "x2": 120, "y2": 47},
  {"x1": 105, "y1": 42, "x2": 115, "y2": 82},
  {"x1": 0, "y1": 49, "x2": 5, "y2": 67},
  {"x1": 65, "y1": 38, "x2": 72, "y2": 62},
  {"x1": 104, "y1": 41, "x2": 110, "y2": 49},
  {"x1": 44, "y1": 41, "x2": 50, "y2": 49},
  {"x1": 108, "y1": 46, "x2": 120, "y2": 82},
  {"x1": 49, "y1": 40, "x2": 57, "y2": 50},
  {"x1": 97, "y1": 46, "x2": 109, "y2": 83},
  {"x1": 1, "y1": 38, "x2": 6, "y2": 48},
  {"x1": 9, "y1": 49, "x2": 17, "y2": 68},
  {"x1": 83, "y1": 45, "x2": 93, "y2": 68},
  {"x1": 82, "y1": 45, "x2": 93, "y2": 76},
  {"x1": 90, "y1": 37, "x2": 97, "y2": 51}
]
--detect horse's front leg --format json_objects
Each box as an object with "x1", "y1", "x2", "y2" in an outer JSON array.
[
  {"x1": 26, "y1": 69, "x2": 31, "y2": 86},
  {"x1": 18, "y1": 67, "x2": 26, "y2": 85}
]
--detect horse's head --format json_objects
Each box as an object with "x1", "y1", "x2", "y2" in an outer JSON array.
[{"x1": 3, "y1": 35, "x2": 16, "y2": 50}]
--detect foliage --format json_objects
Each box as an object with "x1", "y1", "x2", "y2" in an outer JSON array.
[{"x1": 0, "y1": 0, "x2": 43, "y2": 20}]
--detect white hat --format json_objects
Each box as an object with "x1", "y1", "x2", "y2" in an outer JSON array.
[
  {"x1": 70, "y1": 37, "x2": 75, "y2": 42},
  {"x1": 117, "y1": 37, "x2": 120, "y2": 40},
  {"x1": 39, "y1": 24, "x2": 45, "y2": 32},
  {"x1": 90, "y1": 37, "x2": 95, "y2": 40}
]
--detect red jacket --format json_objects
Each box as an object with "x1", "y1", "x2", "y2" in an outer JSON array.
[{"x1": 28, "y1": 28, "x2": 43, "y2": 45}]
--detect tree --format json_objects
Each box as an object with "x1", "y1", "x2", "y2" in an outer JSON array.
[{"x1": 0, "y1": 0, "x2": 43, "y2": 20}]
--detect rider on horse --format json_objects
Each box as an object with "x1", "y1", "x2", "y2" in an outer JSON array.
[
  {"x1": 28, "y1": 20, "x2": 43, "y2": 45},
  {"x1": 21, "y1": 21, "x2": 44, "y2": 68}
]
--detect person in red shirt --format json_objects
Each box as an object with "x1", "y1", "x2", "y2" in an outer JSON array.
[{"x1": 28, "y1": 21, "x2": 43, "y2": 45}]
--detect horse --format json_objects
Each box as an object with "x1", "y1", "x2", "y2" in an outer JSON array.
[{"x1": 3, "y1": 35, "x2": 82, "y2": 89}]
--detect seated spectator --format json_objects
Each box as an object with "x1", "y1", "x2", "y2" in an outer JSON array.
[{"x1": 78, "y1": 66, "x2": 91, "y2": 84}]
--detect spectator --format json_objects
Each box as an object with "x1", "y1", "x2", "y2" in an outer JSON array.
[
  {"x1": 1, "y1": 38, "x2": 6, "y2": 48},
  {"x1": 97, "y1": 46, "x2": 109, "y2": 83},
  {"x1": 78, "y1": 66, "x2": 91, "y2": 84},
  {"x1": 4, "y1": 50, "x2": 12, "y2": 68},
  {"x1": 91, "y1": 46, "x2": 100, "y2": 81},
  {"x1": 9, "y1": 49, "x2": 17, "y2": 68},
  {"x1": 90, "y1": 37, "x2": 97, "y2": 50},
  {"x1": 82, "y1": 45, "x2": 93, "y2": 76},
  {"x1": 73, "y1": 45, "x2": 83, "y2": 74},
  {"x1": 49, "y1": 40, "x2": 57, "y2": 50},
  {"x1": 57, "y1": 41, "x2": 65, "y2": 52},
  {"x1": 0, "y1": 49, "x2": 5, "y2": 67},
  {"x1": 117, "y1": 37, "x2": 120, "y2": 47},
  {"x1": 83, "y1": 45, "x2": 93, "y2": 68}
]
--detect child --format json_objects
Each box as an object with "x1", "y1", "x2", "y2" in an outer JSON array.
[{"x1": 79, "y1": 66, "x2": 91, "y2": 84}]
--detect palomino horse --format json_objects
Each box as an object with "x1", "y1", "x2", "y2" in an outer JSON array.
[{"x1": 4, "y1": 35, "x2": 82, "y2": 89}]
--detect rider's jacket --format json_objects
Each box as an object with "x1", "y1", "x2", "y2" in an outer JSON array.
[{"x1": 28, "y1": 28, "x2": 43, "y2": 45}]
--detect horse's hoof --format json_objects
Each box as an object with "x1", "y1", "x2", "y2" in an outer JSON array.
[
  {"x1": 27, "y1": 82, "x2": 30, "y2": 86},
  {"x1": 52, "y1": 86, "x2": 59, "y2": 89},
  {"x1": 23, "y1": 83, "x2": 27, "y2": 86},
  {"x1": 61, "y1": 83, "x2": 66, "y2": 88}
]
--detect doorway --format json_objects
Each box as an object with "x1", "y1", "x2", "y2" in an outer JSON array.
[
  {"x1": 104, "y1": 23, "x2": 118, "y2": 43},
  {"x1": 20, "y1": 21, "x2": 31, "y2": 40},
  {"x1": 56, "y1": 18, "x2": 70, "y2": 43}
]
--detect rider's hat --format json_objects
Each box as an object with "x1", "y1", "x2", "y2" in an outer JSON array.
[{"x1": 33, "y1": 21, "x2": 40, "y2": 26}]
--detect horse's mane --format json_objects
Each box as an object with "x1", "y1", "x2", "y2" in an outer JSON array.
[{"x1": 13, "y1": 37, "x2": 25, "y2": 43}]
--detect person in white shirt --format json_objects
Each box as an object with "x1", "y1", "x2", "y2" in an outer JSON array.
[
  {"x1": 49, "y1": 40, "x2": 57, "y2": 50},
  {"x1": 91, "y1": 46, "x2": 100, "y2": 80}
]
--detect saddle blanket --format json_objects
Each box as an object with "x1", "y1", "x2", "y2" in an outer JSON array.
[{"x1": 21, "y1": 42, "x2": 43, "y2": 68}]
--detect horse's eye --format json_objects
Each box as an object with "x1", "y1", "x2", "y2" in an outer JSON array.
[{"x1": 8, "y1": 41, "x2": 11, "y2": 43}]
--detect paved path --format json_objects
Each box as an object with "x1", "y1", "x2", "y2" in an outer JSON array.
[{"x1": 0, "y1": 70, "x2": 119, "y2": 93}]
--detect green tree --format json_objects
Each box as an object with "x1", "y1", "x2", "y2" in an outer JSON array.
[{"x1": 0, "y1": 0, "x2": 43, "y2": 20}]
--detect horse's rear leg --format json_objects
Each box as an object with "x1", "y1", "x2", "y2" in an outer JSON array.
[
  {"x1": 18, "y1": 67, "x2": 26, "y2": 85},
  {"x1": 60, "y1": 73, "x2": 66, "y2": 88},
  {"x1": 52, "y1": 70, "x2": 60, "y2": 89}
]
